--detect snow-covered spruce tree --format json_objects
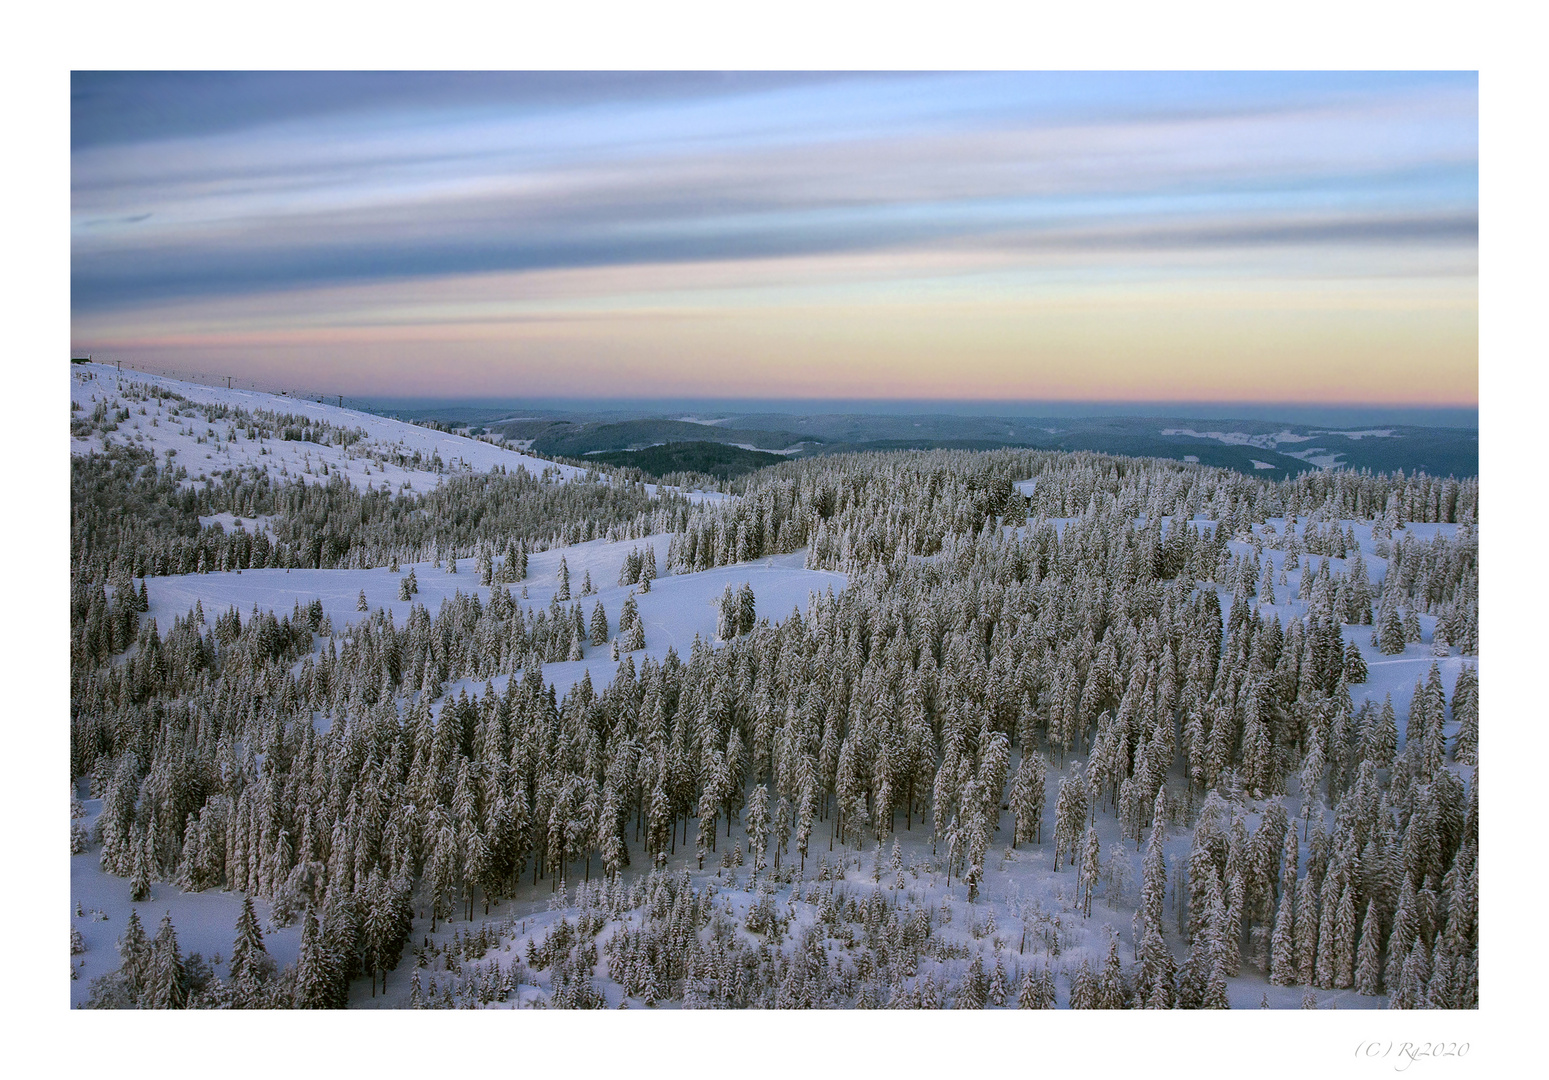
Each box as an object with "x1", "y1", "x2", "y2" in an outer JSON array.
[
  {"x1": 736, "y1": 582, "x2": 756, "y2": 636},
  {"x1": 1343, "y1": 640, "x2": 1368, "y2": 684},
  {"x1": 229, "y1": 895, "x2": 272, "y2": 998},
  {"x1": 1354, "y1": 898, "x2": 1384, "y2": 997},
  {"x1": 1079, "y1": 825, "x2": 1101, "y2": 917},
  {"x1": 70, "y1": 790, "x2": 89, "y2": 854},
  {"x1": 619, "y1": 594, "x2": 645, "y2": 652},
  {"x1": 1378, "y1": 594, "x2": 1407, "y2": 655},
  {"x1": 292, "y1": 906, "x2": 343, "y2": 1009},
  {"x1": 68, "y1": 438, "x2": 1478, "y2": 1010},
  {"x1": 715, "y1": 584, "x2": 737, "y2": 641},
  {"x1": 141, "y1": 913, "x2": 187, "y2": 1010},
  {"x1": 619, "y1": 547, "x2": 641, "y2": 586},
  {"x1": 1010, "y1": 752, "x2": 1044, "y2": 847},
  {"x1": 1451, "y1": 664, "x2": 1478, "y2": 765},
  {"x1": 115, "y1": 908, "x2": 150, "y2": 1004}
]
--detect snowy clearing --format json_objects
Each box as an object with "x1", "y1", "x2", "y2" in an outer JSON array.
[{"x1": 1161, "y1": 428, "x2": 1314, "y2": 450}]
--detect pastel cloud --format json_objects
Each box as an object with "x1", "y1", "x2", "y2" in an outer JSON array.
[{"x1": 71, "y1": 71, "x2": 1477, "y2": 404}]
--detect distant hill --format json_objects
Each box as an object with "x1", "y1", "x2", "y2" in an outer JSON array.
[
  {"x1": 520, "y1": 418, "x2": 817, "y2": 457},
  {"x1": 358, "y1": 402, "x2": 1477, "y2": 480},
  {"x1": 582, "y1": 441, "x2": 790, "y2": 480}
]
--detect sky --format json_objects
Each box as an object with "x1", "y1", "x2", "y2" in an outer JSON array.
[{"x1": 71, "y1": 71, "x2": 1478, "y2": 407}]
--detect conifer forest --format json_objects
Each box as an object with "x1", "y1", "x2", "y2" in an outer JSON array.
[{"x1": 69, "y1": 364, "x2": 1479, "y2": 1012}]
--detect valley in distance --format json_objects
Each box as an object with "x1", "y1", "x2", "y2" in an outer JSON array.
[{"x1": 374, "y1": 400, "x2": 1478, "y2": 483}]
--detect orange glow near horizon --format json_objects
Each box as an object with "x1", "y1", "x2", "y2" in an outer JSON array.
[
  {"x1": 72, "y1": 73, "x2": 1477, "y2": 407},
  {"x1": 73, "y1": 252, "x2": 1477, "y2": 406}
]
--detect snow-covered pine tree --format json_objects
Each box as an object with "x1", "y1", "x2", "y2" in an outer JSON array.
[
  {"x1": 142, "y1": 913, "x2": 187, "y2": 1009},
  {"x1": 1010, "y1": 752, "x2": 1045, "y2": 847},
  {"x1": 716, "y1": 584, "x2": 737, "y2": 641},
  {"x1": 1378, "y1": 596, "x2": 1406, "y2": 655},
  {"x1": 1354, "y1": 898, "x2": 1383, "y2": 997},
  {"x1": 736, "y1": 583, "x2": 756, "y2": 636},
  {"x1": 1343, "y1": 640, "x2": 1368, "y2": 684},
  {"x1": 1450, "y1": 664, "x2": 1478, "y2": 765},
  {"x1": 229, "y1": 894, "x2": 271, "y2": 993}
]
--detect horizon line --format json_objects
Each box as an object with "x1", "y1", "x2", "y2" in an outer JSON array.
[{"x1": 352, "y1": 396, "x2": 1479, "y2": 428}]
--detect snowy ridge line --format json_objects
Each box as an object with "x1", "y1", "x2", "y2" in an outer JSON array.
[
  {"x1": 71, "y1": 362, "x2": 590, "y2": 491},
  {"x1": 73, "y1": 363, "x2": 734, "y2": 507}
]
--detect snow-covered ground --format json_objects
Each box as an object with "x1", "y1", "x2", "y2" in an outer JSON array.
[
  {"x1": 1280, "y1": 447, "x2": 1348, "y2": 469},
  {"x1": 1160, "y1": 426, "x2": 1411, "y2": 472},
  {"x1": 1310, "y1": 429, "x2": 1398, "y2": 440},
  {"x1": 1217, "y1": 517, "x2": 1474, "y2": 741},
  {"x1": 1161, "y1": 428, "x2": 1314, "y2": 450},
  {"x1": 72, "y1": 364, "x2": 738, "y2": 513},
  {"x1": 198, "y1": 512, "x2": 277, "y2": 538},
  {"x1": 139, "y1": 535, "x2": 848, "y2": 701},
  {"x1": 71, "y1": 833, "x2": 304, "y2": 1008},
  {"x1": 71, "y1": 363, "x2": 588, "y2": 491}
]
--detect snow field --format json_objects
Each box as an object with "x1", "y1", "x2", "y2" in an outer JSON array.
[
  {"x1": 71, "y1": 816, "x2": 304, "y2": 1008},
  {"x1": 136, "y1": 534, "x2": 848, "y2": 702},
  {"x1": 72, "y1": 363, "x2": 589, "y2": 492}
]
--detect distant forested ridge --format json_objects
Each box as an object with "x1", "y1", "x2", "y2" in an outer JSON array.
[{"x1": 579, "y1": 441, "x2": 790, "y2": 480}]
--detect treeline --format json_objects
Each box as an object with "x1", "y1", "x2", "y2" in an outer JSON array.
[
  {"x1": 71, "y1": 444, "x2": 693, "y2": 585},
  {"x1": 663, "y1": 448, "x2": 1475, "y2": 578},
  {"x1": 663, "y1": 450, "x2": 1478, "y2": 652}
]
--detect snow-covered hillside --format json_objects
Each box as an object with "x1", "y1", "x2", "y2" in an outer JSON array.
[
  {"x1": 70, "y1": 366, "x2": 852, "y2": 1008},
  {"x1": 71, "y1": 363, "x2": 589, "y2": 491}
]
